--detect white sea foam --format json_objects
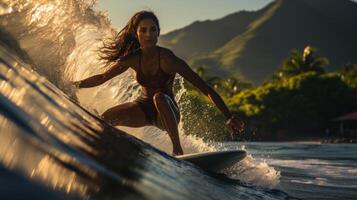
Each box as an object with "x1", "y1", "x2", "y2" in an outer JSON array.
[
  {"x1": 223, "y1": 154, "x2": 281, "y2": 188},
  {"x1": 211, "y1": 144, "x2": 280, "y2": 188}
]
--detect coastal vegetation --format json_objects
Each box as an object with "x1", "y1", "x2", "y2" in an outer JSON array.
[{"x1": 181, "y1": 46, "x2": 357, "y2": 141}]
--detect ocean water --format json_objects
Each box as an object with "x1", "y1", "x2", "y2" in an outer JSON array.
[
  {"x1": 222, "y1": 142, "x2": 357, "y2": 200},
  {"x1": 0, "y1": 0, "x2": 356, "y2": 199},
  {"x1": 0, "y1": 29, "x2": 293, "y2": 200}
]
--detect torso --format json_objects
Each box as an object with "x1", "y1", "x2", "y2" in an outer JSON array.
[{"x1": 131, "y1": 46, "x2": 176, "y2": 98}]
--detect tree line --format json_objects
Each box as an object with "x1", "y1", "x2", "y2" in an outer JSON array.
[{"x1": 181, "y1": 46, "x2": 357, "y2": 141}]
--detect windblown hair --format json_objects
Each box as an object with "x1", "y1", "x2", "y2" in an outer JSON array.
[{"x1": 99, "y1": 11, "x2": 160, "y2": 64}]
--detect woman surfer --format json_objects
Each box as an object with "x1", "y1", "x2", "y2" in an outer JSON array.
[{"x1": 74, "y1": 11, "x2": 244, "y2": 156}]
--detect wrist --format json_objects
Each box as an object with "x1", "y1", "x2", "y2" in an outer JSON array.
[{"x1": 75, "y1": 81, "x2": 81, "y2": 88}]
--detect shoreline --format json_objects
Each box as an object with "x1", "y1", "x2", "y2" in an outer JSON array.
[{"x1": 232, "y1": 137, "x2": 357, "y2": 144}]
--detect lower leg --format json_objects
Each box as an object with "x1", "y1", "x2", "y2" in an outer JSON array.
[
  {"x1": 160, "y1": 112, "x2": 183, "y2": 155},
  {"x1": 153, "y1": 93, "x2": 183, "y2": 155}
]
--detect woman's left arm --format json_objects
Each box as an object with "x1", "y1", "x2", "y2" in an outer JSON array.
[{"x1": 166, "y1": 52, "x2": 244, "y2": 134}]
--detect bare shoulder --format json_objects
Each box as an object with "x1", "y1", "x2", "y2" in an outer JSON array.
[
  {"x1": 159, "y1": 47, "x2": 176, "y2": 60},
  {"x1": 159, "y1": 46, "x2": 185, "y2": 73},
  {"x1": 119, "y1": 51, "x2": 140, "y2": 69}
]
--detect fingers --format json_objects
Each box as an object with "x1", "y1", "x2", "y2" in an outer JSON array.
[
  {"x1": 226, "y1": 117, "x2": 245, "y2": 139},
  {"x1": 231, "y1": 126, "x2": 239, "y2": 134},
  {"x1": 230, "y1": 125, "x2": 240, "y2": 140},
  {"x1": 238, "y1": 121, "x2": 244, "y2": 132},
  {"x1": 230, "y1": 124, "x2": 240, "y2": 134}
]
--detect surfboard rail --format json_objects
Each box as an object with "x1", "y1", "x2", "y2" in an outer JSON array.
[{"x1": 176, "y1": 150, "x2": 246, "y2": 172}]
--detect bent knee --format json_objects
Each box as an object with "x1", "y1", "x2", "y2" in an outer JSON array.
[
  {"x1": 101, "y1": 110, "x2": 115, "y2": 124},
  {"x1": 101, "y1": 108, "x2": 123, "y2": 125},
  {"x1": 101, "y1": 110, "x2": 110, "y2": 120}
]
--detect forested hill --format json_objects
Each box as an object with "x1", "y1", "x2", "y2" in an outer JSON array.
[{"x1": 159, "y1": 0, "x2": 357, "y2": 83}]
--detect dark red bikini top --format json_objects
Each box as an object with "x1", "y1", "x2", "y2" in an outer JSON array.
[{"x1": 136, "y1": 48, "x2": 175, "y2": 90}]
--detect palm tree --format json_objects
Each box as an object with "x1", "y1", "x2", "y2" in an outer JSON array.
[
  {"x1": 221, "y1": 76, "x2": 252, "y2": 97},
  {"x1": 277, "y1": 46, "x2": 329, "y2": 79},
  {"x1": 339, "y1": 63, "x2": 357, "y2": 88}
]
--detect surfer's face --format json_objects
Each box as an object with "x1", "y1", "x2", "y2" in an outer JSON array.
[{"x1": 136, "y1": 18, "x2": 159, "y2": 48}]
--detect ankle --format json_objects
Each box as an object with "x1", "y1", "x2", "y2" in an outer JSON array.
[{"x1": 173, "y1": 148, "x2": 183, "y2": 156}]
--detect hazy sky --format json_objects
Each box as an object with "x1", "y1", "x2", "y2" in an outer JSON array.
[{"x1": 96, "y1": 0, "x2": 274, "y2": 34}]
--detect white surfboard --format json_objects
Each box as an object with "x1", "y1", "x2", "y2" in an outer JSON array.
[{"x1": 176, "y1": 150, "x2": 246, "y2": 172}]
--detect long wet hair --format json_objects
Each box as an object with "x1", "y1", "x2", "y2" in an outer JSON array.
[{"x1": 99, "y1": 11, "x2": 160, "y2": 64}]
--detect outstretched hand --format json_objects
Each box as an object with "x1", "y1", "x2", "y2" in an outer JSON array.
[{"x1": 226, "y1": 116, "x2": 244, "y2": 139}]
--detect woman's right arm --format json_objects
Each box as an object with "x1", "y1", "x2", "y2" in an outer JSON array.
[{"x1": 74, "y1": 60, "x2": 130, "y2": 88}]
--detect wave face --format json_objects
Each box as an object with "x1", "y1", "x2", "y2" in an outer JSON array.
[
  {"x1": 0, "y1": 0, "x2": 112, "y2": 89},
  {"x1": 0, "y1": 33, "x2": 294, "y2": 200},
  {"x1": 0, "y1": 0, "x2": 290, "y2": 199}
]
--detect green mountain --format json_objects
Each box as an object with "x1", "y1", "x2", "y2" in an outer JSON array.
[{"x1": 159, "y1": 0, "x2": 357, "y2": 83}]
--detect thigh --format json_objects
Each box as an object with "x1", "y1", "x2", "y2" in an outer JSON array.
[
  {"x1": 154, "y1": 94, "x2": 181, "y2": 130},
  {"x1": 101, "y1": 102, "x2": 148, "y2": 127},
  {"x1": 165, "y1": 96, "x2": 180, "y2": 123}
]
